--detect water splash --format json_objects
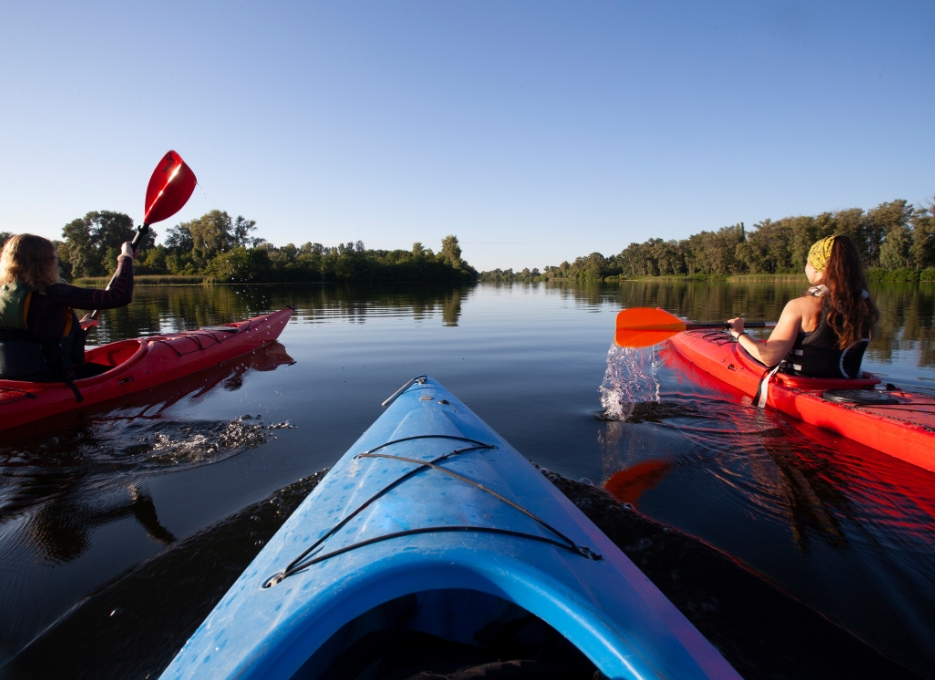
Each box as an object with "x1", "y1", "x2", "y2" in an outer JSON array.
[
  {"x1": 598, "y1": 343, "x2": 660, "y2": 420},
  {"x1": 142, "y1": 418, "x2": 296, "y2": 467},
  {"x1": 0, "y1": 417, "x2": 296, "y2": 474}
]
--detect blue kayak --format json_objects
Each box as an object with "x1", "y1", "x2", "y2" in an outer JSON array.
[{"x1": 160, "y1": 376, "x2": 740, "y2": 680}]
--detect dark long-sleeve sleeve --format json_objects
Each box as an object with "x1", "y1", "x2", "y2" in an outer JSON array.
[
  {"x1": 46, "y1": 256, "x2": 134, "y2": 311},
  {"x1": 26, "y1": 256, "x2": 134, "y2": 343}
]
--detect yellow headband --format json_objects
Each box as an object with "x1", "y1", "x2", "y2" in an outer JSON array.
[{"x1": 808, "y1": 236, "x2": 836, "y2": 272}]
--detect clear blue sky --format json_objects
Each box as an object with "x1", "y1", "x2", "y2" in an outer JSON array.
[{"x1": 1, "y1": 1, "x2": 933, "y2": 271}]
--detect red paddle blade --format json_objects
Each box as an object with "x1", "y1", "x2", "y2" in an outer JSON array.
[
  {"x1": 614, "y1": 328, "x2": 681, "y2": 348},
  {"x1": 615, "y1": 307, "x2": 686, "y2": 331},
  {"x1": 614, "y1": 307, "x2": 685, "y2": 347},
  {"x1": 144, "y1": 151, "x2": 197, "y2": 225},
  {"x1": 614, "y1": 308, "x2": 686, "y2": 347}
]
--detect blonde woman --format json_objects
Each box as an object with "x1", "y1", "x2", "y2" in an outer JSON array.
[
  {"x1": 0, "y1": 234, "x2": 134, "y2": 381},
  {"x1": 729, "y1": 235, "x2": 879, "y2": 379}
]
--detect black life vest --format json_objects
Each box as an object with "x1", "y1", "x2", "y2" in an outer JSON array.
[
  {"x1": 783, "y1": 288, "x2": 870, "y2": 379},
  {"x1": 0, "y1": 281, "x2": 85, "y2": 381}
]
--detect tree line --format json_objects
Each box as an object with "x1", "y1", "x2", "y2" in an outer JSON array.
[
  {"x1": 1, "y1": 211, "x2": 477, "y2": 283},
  {"x1": 480, "y1": 196, "x2": 935, "y2": 282}
]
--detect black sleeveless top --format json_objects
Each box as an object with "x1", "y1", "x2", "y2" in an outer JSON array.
[{"x1": 783, "y1": 288, "x2": 870, "y2": 379}]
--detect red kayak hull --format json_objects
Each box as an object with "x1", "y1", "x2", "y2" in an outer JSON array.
[
  {"x1": 667, "y1": 329, "x2": 935, "y2": 473},
  {"x1": 0, "y1": 307, "x2": 292, "y2": 431}
]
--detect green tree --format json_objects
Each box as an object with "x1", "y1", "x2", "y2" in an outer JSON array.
[
  {"x1": 178, "y1": 210, "x2": 239, "y2": 268},
  {"x1": 911, "y1": 199, "x2": 935, "y2": 269},
  {"x1": 880, "y1": 226, "x2": 912, "y2": 269},
  {"x1": 164, "y1": 223, "x2": 194, "y2": 252},
  {"x1": 440, "y1": 235, "x2": 463, "y2": 268},
  {"x1": 867, "y1": 199, "x2": 913, "y2": 267},
  {"x1": 59, "y1": 211, "x2": 155, "y2": 277},
  {"x1": 233, "y1": 216, "x2": 258, "y2": 247},
  {"x1": 209, "y1": 247, "x2": 272, "y2": 281}
]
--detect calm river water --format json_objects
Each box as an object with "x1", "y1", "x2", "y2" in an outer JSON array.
[{"x1": 1, "y1": 281, "x2": 934, "y2": 679}]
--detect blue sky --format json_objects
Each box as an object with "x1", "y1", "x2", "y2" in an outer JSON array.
[{"x1": 1, "y1": 1, "x2": 933, "y2": 271}]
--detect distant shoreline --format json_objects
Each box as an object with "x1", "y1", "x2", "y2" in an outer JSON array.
[{"x1": 74, "y1": 269, "x2": 935, "y2": 287}]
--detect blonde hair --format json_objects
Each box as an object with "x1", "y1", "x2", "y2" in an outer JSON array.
[{"x1": 0, "y1": 234, "x2": 62, "y2": 292}]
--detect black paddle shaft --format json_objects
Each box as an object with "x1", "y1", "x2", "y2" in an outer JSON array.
[
  {"x1": 88, "y1": 224, "x2": 149, "y2": 321},
  {"x1": 684, "y1": 321, "x2": 774, "y2": 330}
]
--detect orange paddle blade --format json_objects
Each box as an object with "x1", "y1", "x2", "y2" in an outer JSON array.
[{"x1": 614, "y1": 308, "x2": 686, "y2": 347}]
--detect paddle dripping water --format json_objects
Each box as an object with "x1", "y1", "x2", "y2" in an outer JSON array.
[{"x1": 598, "y1": 342, "x2": 660, "y2": 420}]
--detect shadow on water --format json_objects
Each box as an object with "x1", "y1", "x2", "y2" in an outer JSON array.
[
  {"x1": 3, "y1": 472, "x2": 328, "y2": 680},
  {"x1": 546, "y1": 473, "x2": 927, "y2": 680}
]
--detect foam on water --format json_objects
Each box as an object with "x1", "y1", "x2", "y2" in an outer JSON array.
[{"x1": 598, "y1": 343, "x2": 661, "y2": 421}]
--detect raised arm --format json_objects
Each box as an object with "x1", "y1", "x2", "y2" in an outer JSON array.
[{"x1": 49, "y1": 255, "x2": 134, "y2": 312}]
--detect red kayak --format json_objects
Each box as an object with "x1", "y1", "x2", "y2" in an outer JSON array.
[
  {"x1": 0, "y1": 307, "x2": 292, "y2": 432},
  {"x1": 667, "y1": 329, "x2": 935, "y2": 473}
]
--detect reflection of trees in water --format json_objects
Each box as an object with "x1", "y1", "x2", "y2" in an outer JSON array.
[
  {"x1": 85, "y1": 280, "x2": 935, "y2": 365},
  {"x1": 758, "y1": 434, "x2": 851, "y2": 553},
  {"x1": 866, "y1": 283, "x2": 935, "y2": 366},
  {"x1": 86, "y1": 283, "x2": 474, "y2": 344}
]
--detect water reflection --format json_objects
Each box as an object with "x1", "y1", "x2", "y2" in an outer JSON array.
[
  {"x1": 24, "y1": 481, "x2": 176, "y2": 564},
  {"x1": 84, "y1": 280, "x2": 935, "y2": 369},
  {"x1": 603, "y1": 459, "x2": 673, "y2": 506},
  {"x1": 0, "y1": 344, "x2": 295, "y2": 568},
  {"x1": 85, "y1": 284, "x2": 473, "y2": 344}
]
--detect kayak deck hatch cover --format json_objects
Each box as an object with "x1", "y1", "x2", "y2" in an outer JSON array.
[{"x1": 159, "y1": 376, "x2": 740, "y2": 680}]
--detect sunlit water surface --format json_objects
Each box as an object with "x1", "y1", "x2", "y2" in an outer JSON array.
[{"x1": 1, "y1": 281, "x2": 934, "y2": 679}]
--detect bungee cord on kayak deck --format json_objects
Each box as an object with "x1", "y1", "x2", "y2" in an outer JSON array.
[
  {"x1": 264, "y1": 433, "x2": 602, "y2": 588},
  {"x1": 356, "y1": 449, "x2": 600, "y2": 559},
  {"x1": 0, "y1": 386, "x2": 37, "y2": 404}
]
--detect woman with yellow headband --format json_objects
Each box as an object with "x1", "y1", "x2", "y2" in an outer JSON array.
[{"x1": 728, "y1": 234, "x2": 879, "y2": 378}]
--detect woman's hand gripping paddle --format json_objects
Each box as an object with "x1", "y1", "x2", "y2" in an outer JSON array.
[
  {"x1": 614, "y1": 307, "x2": 775, "y2": 348},
  {"x1": 83, "y1": 151, "x2": 197, "y2": 327}
]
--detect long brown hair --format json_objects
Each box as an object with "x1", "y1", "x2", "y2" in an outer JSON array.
[
  {"x1": 0, "y1": 234, "x2": 62, "y2": 292},
  {"x1": 819, "y1": 235, "x2": 879, "y2": 349}
]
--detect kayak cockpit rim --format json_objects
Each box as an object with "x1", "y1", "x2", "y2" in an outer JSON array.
[{"x1": 285, "y1": 588, "x2": 612, "y2": 680}]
